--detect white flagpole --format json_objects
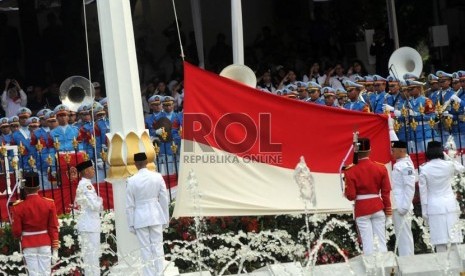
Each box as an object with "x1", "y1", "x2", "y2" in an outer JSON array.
[{"x1": 231, "y1": 0, "x2": 244, "y2": 64}]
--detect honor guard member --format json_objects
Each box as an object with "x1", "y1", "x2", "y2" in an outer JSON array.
[
  {"x1": 145, "y1": 95, "x2": 163, "y2": 139},
  {"x1": 305, "y1": 82, "x2": 325, "y2": 104},
  {"x1": 126, "y1": 152, "x2": 169, "y2": 276},
  {"x1": 344, "y1": 138, "x2": 392, "y2": 255},
  {"x1": 335, "y1": 87, "x2": 348, "y2": 107},
  {"x1": 44, "y1": 110, "x2": 58, "y2": 186},
  {"x1": 74, "y1": 104, "x2": 88, "y2": 129},
  {"x1": 426, "y1": 73, "x2": 439, "y2": 99},
  {"x1": 27, "y1": 117, "x2": 40, "y2": 133},
  {"x1": 343, "y1": 80, "x2": 370, "y2": 112},
  {"x1": 75, "y1": 160, "x2": 103, "y2": 275},
  {"x1": 419, "y1": 141, "x2": 465, "y2": 252},
  {"x1": 322, "y1": 87, "x2": 337, "y2": 107},
  {"x1": 11, "y1": 172, "x2": 60, "y2": 275},
  {"x1": 391, "y1": 141, "x2": 416, "y2": 256},
  {"x1": 369, "y1": 75, "x2": 388, "y2": 114},
  {"x1": 451, "y1": 73, "x2": 461, "y2": 94},
  {"x1": 403, "y1": 80, "x2": 436, "y2": 153},
  {"x1": 13, "y1": 107, "x2": 36, "y2": 171}
]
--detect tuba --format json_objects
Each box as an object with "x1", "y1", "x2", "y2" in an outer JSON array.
[
  {"x1": 59, "y1": 76, "x2": 95, "y2": 112},
  {"x1": 388, "y1": 47, "x2": 423, "y2": 81},
  {"x1": 219, "y1": 64, "x2": 257, "y2": 88}
]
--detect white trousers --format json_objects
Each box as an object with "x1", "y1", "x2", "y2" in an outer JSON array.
[
  {"x1": 393, "y1": 210, "x2": 414, "y2": 256},
  {"x1": 135, "y1": 225, "x2": 164, "y2": 276},
  {"x1": 23, "y1": 246, "x2": 51, "y2": 276},
  {"x1": 80, "y1": 232, "x2": 101, "y2": 276},
  {"x1": 356, "y1": 210, "x2": 387, "y2": 255}
]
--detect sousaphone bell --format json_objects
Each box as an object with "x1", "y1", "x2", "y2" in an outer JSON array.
[
  {"x1": 219, "y1": 64, "x2": 257, "y2": 88},
  {"x1": 59, "y1": 76, "x2": 95, "y2": 112}
]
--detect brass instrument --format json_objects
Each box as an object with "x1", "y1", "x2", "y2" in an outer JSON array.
[{"x1": 59, "y1": 76, "x2": 96, "y2": 112}]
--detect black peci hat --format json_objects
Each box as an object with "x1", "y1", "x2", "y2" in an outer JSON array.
[
  {"x1": 76, "y1": 160, "x2": 93, "y2": 172},
  {"x1": 23, "y1": 172, "x2": 40, "y2": 188},
  {"x1": 392, "y1": 140, "x2": 407, "y2": 149},
  {"x1": 427, "y1": 141, "x2": 443, "y2": 150},
  {"x1": 134, "y1": 152, "x2": 147, "y2": 162},
  {"x1": 358, "y1": 138, "x2": 371, "y2": 152}
]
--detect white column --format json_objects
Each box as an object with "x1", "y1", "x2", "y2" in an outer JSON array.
[
  {"x1": 190, "y1": 0, "x2": 205, "y2": 68},
  {"x1": 95, "y1": 0, "x2": 143, "y2": 269},
  {"x1": 231, "y1": 0, "x2": 244, "y2": 64}
]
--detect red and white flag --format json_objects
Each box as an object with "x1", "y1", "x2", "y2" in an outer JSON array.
[{"x1": 173, "y1": 62, "x2": 391, "y2": 217}]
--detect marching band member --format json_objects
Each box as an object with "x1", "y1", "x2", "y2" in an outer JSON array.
[{"x1": 342, "y1": 80, "x2": 370, "y2": 112}]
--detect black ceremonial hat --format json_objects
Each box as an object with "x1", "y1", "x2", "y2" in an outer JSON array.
[{"x1": 134, "y1": 152, "x2": 147, "y2": 161}]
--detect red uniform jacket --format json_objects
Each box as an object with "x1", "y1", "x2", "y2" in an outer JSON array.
[
  {"x1": 11, "y1": 194, "x2": 60, "y2": 249},
  {"x1": 344, "y1": 158, "x2": 392, "y2": 218}
]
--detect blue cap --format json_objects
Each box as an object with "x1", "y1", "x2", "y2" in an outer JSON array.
[
  {"x1": 322, "y1": 87, "x2": 336, "y2": 96},
  {"x1": 307, "y1": 81, "x2": 322, "y2": 90},
  {"x1": 286, "y1": 84, "x2": 297, "y2": 91},
  {"x1": 44, "y1": 110, "x2": 56, "y2": 121},
  {"x1": 16, "y1": 107, "x2": 32, "y2": 118},
  {"x1": 26, "y1": 116, "x2": 40, "y2": 126},
  {"x1": 372, "y1": 75, "x2": 387, "y2": 82},
  {"x1": 0, "y1": 117, "x2": 9, "y2": 127},
  {"x1": 364, "y1": 75, "x2": 374, "y2": 84},
  {"x1": 8, "y1": 116, "x2": 19, "y2": 125},
  {"x1": 403, "y1": 73, "x2": 419, "y2": 80},
  {"x1": 456, "y1": 71, "x2": 465, "y2": 79},
  {"x1": 427, "y1": 74, "x2": 438, "y2": 83},
  {"x1": 343, "y1": 80, "x2": 364, "y2": 89},
  {"x1": 436, "y1": 70, "x2": 453, "y2": 79},
  {"x1": 406, "y1": 80, "x2": 425, "y2": 87},
  {"x1": 386, "y1": 75, "x2": 399, "y2": 82},
  {"x1": 53, "y1": 104, "x2": 70, "y2": 116},
  {"x1": 36, "y1": 108, "x2": 51, "y2": 118},
  {"x1": 148, "y1": 95, "x2": 162, "y2": 104},
  {"x1": 99, "y1": 97, "x2": 108, "y2": 107}
]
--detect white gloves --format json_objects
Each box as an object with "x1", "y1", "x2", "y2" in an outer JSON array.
[
  {"x1": 451, "y1": 94, "x2": 462, "y2": 103},
  {"x1": 129, "y1": 226, "x2": 136, "y2": 234},
  {"x1": 155, "y1": 128, "x2": 163, "y2": 135},
  {"x1": 52, "y1": 249, "x2": 59, "y2": 265},
  {"x1": 383, "y1": 104, "x2": 395, "y2": 112},
  {"x1": 393, "y1": 110, "x2": 401, "y2": 117},
  {"x1": 97, "y1": 158, "x2": 104, "y2": 170},
  {"x1": 385, "y1": 216, "x2": 393, "y2": 228},
  {"x1": 408, "y1": 110, "x2": 417, "y2": 116},
  {"x1": 442, "y1": 111, "x2": 453, "y2": 117}
]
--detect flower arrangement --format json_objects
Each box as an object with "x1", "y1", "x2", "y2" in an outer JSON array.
[{"x1": 1, "y1": 172, "x2": 465, "y2": 275}]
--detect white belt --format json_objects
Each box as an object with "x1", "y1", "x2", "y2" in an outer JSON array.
[
  {"x1": 22, "y1": 230, "x2": 47, "y2": 236},
  {"x1": 135, "y1": 198, "x2": 156, "y2": 205},
  {"x1": 356, "y1": 194, "x2": 379, "y2": 200}
]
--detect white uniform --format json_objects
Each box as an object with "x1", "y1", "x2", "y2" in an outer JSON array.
[
  {"x1": 391, "y1": 156, "x2": 416, "y2": 256},
  {"x1": 75, "y1": 177, "x2": 103, "y2": 276},
  {"x1": 126, "y1": 168, "x2": 169, "y2": 276},
  {"x1": 419, "y1": 158, "x2": 465, "y2": 248}
]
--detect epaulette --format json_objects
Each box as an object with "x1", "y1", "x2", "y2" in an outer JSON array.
[
  {"x1": 12, "y1": 200, "x2": 23, "y2": 206},
  {"x1": 43, "y1": 197, "x2": 54, "y2": 202},
  {"x1": 343, "y1": 164, "x2": 355, "y2": 171}
]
